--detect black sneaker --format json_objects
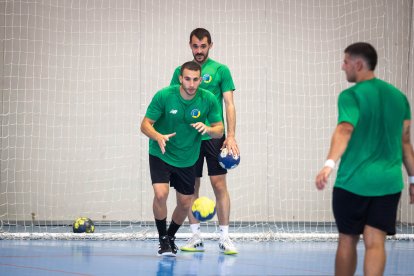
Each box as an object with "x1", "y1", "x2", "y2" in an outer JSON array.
[
  {"x1": 158, "y1": 235, "x2": 175, "y2": 257},
  {"x1": 169, "y1": 236, "x2": 178, "y2": 254}
]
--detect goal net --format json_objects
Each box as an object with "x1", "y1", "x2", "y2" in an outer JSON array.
[{"x1": 1, "y1": 0, "x2": 413, "y2": 241}]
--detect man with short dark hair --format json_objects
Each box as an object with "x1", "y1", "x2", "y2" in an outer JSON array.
[
  {"x1": 315, "y1": 42, "x2": 414, "y2": 276},
  {"x1": 170, "y1": 28, "x2": 239, "y2": 255},
  {"x1": 141, "y1": 61, "x2": 223, "y2": 256}
]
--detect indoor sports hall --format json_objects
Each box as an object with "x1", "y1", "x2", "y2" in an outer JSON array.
[{"x1": 1, "y1": 0, "x2": 414, "y2": 275}]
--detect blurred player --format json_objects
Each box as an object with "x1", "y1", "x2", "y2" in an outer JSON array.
[{"x1": 315, "y1": 42, "x2": 414, "y2": 276}]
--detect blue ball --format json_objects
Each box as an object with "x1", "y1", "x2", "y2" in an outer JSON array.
[{"x1": 218, "y1": 149, "x2": 240, "y2": 170}]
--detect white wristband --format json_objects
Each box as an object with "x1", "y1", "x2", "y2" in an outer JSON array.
[
  {"x1": 324, "y1": 159, "x2": 335, "y2": 169},
  {"x1": 409, "y1": 176, "x2": 414, "y2": 184}
]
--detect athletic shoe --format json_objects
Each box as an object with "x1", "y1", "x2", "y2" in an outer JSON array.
[
  {"x1": 219, "y1": 236, "x2": 238, "y2": 255},
  {"x1": 158, "y1": 235, "x2": 175, "y2": 257},
  {"x1": 169, "y1": 236, "x2": 178, "y2": 254},
  {"x1": 180, "y1": 233, "x2": 205, "y2": 252}
]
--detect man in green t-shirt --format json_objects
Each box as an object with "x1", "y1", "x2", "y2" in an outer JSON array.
[
  {"x1": 315, "y1": 42, "x2": 414, "y2": 275},
  {"x1": 141, "y1": 61, "x2": 223, "y2": 257},
  {"x1": 170, "y1": 28, "x2": 239, "y2": 255}
]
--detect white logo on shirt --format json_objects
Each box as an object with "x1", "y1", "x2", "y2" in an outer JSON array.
[{"x1": 169, "y1": 109, "x2": 178, "y2": 114}]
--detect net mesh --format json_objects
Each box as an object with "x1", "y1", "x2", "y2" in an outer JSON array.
[{"x1": 1, "y1": 0, "x2": 414, "y2": 240}]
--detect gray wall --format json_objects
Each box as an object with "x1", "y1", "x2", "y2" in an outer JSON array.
[{"x1": 1, "y1": 0, "x2": 413, "y2": 228}]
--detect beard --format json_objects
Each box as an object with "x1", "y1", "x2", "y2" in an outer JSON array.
[
  {"x1": 346, "y1": 75, "x2": 357, "y2": 83},
  {"x1": 183, "y1": 86, "x2": 196, "y2": 97},
  {"x1": 194, "y1": 53, "x2": 208, "y2": 63},
  {"x1": 345, "y1": 71, "x2": 357, "y2": 83}
]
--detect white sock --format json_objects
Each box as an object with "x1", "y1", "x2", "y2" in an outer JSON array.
[
  {"x1": 190, "y1": 223, "x2": 201, "y2": 235},
  {"x1": 219, "y1": 225, "x2": 229, "y2": 239}
]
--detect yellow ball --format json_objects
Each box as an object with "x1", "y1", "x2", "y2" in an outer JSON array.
[
  {"x1": 192, "y1": 196, "x2": 216, "y2": 221},
  {"x1": 72, "y1": 217, "x2": 95, "y2": 233}
]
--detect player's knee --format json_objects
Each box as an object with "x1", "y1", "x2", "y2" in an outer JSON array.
[
  {"x1": 211, "y1": 175, "x2": 226, "y2": 188},
  {"x1": 153, "y1": 192, "x2": 168, "y2": 203},
  {"x1": 364, "y1": 235, "x2": 385, "y2": 250},
  {"x1": 338, "y1": 233, "x2": 359, "y2": 248},
  {"x1": 363, "y1": 225, "x2": 386, "y2": 249},
  {"x1": 212, "y1": 181, "x2": 228, "y2": 195},
  {"x1": 178, "y1": 196, "x2": 193, "y2": 210}
]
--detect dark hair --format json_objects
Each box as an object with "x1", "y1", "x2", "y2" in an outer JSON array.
[
  {"x1": 189, "y1": 28, "x2": 212, "y2": 44},
  {"x1": 344, "y1": 42, "x2": 378, "y2": 71},
  {"x1": 180, "y1": 61, "x2": 201, "y2": 76}
]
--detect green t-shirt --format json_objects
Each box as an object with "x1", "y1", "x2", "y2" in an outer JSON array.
[
  {"x1": 170, "y1": 58, "x2": 235, "y2": 140},
  {"x1": 145, "y1": 85, "x2": 222, "y2": 167},
  {"x1": 335, "y1": 78, "x2": 411, "y2": 196}
]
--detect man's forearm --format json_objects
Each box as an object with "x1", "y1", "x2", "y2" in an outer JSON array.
[
  {"x1": 326, "y1": 123, "x2": 354, "y2": 162},
  {"x1": 140, "y1": 118, "x2": 160, "y2": 141},
  {"x1": 207, "y1": 122, "x2": 224, "y2": 139},
  {"x1": 226, "y1": 104, "x2": 236, "y2": 138}
]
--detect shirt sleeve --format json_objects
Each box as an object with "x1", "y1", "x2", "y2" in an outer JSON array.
[
  {"x1": 218, "y1": 65, "x2": 236, "y2": 93},
  {"x1": 338, "y1": 89, "x2": 359, "y2": 127},
  {"x1": 169, "y1": 67, "x2": 181, "y2": 86},
  {"x1": 145, "y1": 91, "x2": 164, "y2": 121}
]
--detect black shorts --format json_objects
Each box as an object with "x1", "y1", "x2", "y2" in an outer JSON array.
[
  {"x1": 194, "y1": 137, "x2": 227, "y2": 177},
  {"x1": 332, "y1": 187, "x2": 401, "y2": 235},
  {"x1": 149, "y1": 154, "x2": 195, "y2": 195}
]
